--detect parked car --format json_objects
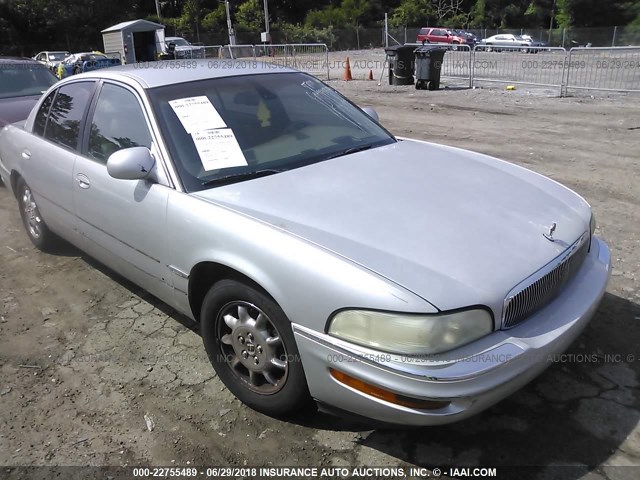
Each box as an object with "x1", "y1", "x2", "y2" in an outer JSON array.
[
  {"x1": 478, "y1": 34, "x2": 533, "y2": 52},
  {"x1": 417, "y1": 28, "x2": 467, "y2": 47},
  {"x1": 164, "y1": 36, "x2": 205, "y2": 59},
  {"x1": 451, "y1": 29, "x2": 478, "y2": 46},
  {"x1": 520, "y1": 35, "x2": 551, "y2": 52},
  {"x1": 0, "y1": 57, "x2": 57, "y2": 128},
  {"x1": 59, "y1": 52, "x2": 121, "y2": 78},
  {"x1": 0, "y1": 62, "x2": 610, "y2": 426},
  {"x1": 33, "y1": 51, "x2": 70, "y2": 71}
]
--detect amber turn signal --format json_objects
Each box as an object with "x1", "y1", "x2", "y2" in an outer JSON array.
[{"x1": 330, "y1": 368, "x2": 450, "y2": 410}]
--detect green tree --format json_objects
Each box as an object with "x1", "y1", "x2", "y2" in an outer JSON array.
[
  {"x1": 305, "y1": 6, "x2": 347, "y2": 28},
  {"x1": 181, "y1": 0, "x2": 201, "y2": 40},
  {"x1": 202, "y1": 4, "x2": 227, "y2": 31},
  {"x1": 555, "y1": 0, "x2": 572, "y2": 28},
  {"x1": 236, "y1": 0, "x2": 264, "y2": 32},
  {"x1": 389, "y1": 0, "x2": 434, "y2": 27},
  {"x1": 342, "y1": 0, "x2": 371, "y2": 48},
  {"x1": 469, "y1": 0, "x2": 486, "y2": 27}
]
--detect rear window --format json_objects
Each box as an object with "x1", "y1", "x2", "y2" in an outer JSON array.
[{"x1": 0, "y1": 63, "x2": 57, "y2": 99}]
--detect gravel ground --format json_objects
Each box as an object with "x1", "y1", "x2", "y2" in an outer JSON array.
[{"x1": 0, "y1": 81, "x2": 639, "y2": 479}]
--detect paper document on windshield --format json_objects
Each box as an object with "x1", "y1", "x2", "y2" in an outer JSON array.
[
  {"x1": 169, "y1": 96, "x2": 227, "y2": 133},
  {"x1": 192, "y1": 129, "x2": 248, "y2": 171}
]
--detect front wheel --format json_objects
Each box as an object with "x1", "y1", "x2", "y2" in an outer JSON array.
[
  {"x1": 16, "y1": 177, "x2": 56, "y2": 251},
  {"x1": 201, "y1": 280, "x2": 311, "y2": 417}
]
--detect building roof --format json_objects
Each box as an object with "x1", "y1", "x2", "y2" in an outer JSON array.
[{"x1": 102, "y1": 19, "x2": 164, "y2": 34}]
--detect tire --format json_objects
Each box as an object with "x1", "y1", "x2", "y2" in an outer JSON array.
[
  {"x1": 16, "y1": 177, "x2": 56, "y2": 251},
  {"x1": 201, "y1": 279, "x2": 311, "y2": 417}
]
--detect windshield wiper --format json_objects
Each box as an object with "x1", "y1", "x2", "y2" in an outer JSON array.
[
  {"x1": 201, "y1": 169, "x2": 283, "y2": 187},
  {"x1": 326, "y1": 144, "x2": 374, "y2": 160}
]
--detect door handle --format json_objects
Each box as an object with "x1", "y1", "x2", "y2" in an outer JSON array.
[
  {"x1": 21, "y1": 150, "x2": 31, "y2": 160},
  {"x1": 76, "y1": 173, "x2": 91, "y2": 189}
]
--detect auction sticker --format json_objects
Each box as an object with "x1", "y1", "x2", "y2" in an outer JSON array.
[
  {"x1": 169, "y1": 96, "x2": 226, "y2": 133},
  {"x1": 192, "y1": 128, "x2": 247, "y2": 171}
]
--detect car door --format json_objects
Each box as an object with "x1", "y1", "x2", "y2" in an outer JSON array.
[
  {"x1": 430, "y1": 29, "x2": 448, "y2": 43},
  {"x1": 22, "y1": 81, "x2": 96, "y2": 240},
  {"x1": 73, "y1": 80, "x2": 173, "y2": 300}
]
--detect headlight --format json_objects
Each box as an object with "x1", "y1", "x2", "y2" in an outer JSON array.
[{"x1": 328, "y1": 309, "x2": 493, "y2": 355}]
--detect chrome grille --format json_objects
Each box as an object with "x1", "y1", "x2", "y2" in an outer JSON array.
[{"x1": 502, "y1": 235, "x2": 590, "y2": 329}]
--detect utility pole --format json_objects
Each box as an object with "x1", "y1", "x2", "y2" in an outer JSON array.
[
  {"x1": 548, "y1": 0, "x2": 556, "y2": 44},
  {"x1": 263, "y1": 0, "x2": 270, "y2": 34},
  {"x1": 225, "y1": 0, "x2": 236, "y2": 45},
  {"x1": 261, "y1": 0, "x2": 271, "y2": 44},
  {"x1": 155, "y1": 0, "x2": 161, "y2": 18}
]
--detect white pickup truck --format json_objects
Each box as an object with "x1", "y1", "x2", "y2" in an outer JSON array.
[{"x1": 164, "y1": 36, "x2": 205, "y2": 59}]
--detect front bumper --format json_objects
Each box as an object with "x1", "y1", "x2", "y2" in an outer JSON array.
[{"x1": 294, "y1": 237, "x2": 611, "y2": 426}]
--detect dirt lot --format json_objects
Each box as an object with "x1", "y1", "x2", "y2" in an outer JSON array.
[{"x1": 1, "y1": 83, "x2": 639, "y2": 478}]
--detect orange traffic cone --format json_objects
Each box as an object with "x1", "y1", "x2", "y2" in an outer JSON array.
[
  {"x1": 344, "y1": 57, "x2": 353, "y2": 81},
  {"x1": 367, "y1": 69, "x2": 374, "y2": 81}
]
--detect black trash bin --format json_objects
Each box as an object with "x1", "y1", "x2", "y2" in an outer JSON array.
[
  {"x1": 414, "y1": 46, "x2": 447, "y2": 90},
  {"x1": 384, "y1": 45, "x2": 416, "y2": 86}
]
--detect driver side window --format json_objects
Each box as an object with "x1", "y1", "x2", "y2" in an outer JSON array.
[{"x1": 87, "y1": 83, "x2": 152, "y2": 163}]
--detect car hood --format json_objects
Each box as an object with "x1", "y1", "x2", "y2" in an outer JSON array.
[
  {"x1": 192, "y1": 140, "x2": 591, "y2": 315},
  {"x1": 0, "y1": 95, "x2": 40, "y2": 128}
]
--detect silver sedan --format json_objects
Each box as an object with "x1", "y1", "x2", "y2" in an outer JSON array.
[
  {"x1": 479, "y1": 34, "x2": 533, "y2": 52},
  {"x1": 0, "y1": 61, "x2": 610, "y2": 425}
]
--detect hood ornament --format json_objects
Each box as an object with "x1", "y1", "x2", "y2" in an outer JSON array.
[{"x1": 543, "y1": 222, "x2": 557, "y2": 242}]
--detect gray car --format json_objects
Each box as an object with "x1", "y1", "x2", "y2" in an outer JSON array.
[{"x1": 0, "y1": 62, "x2": 610, "y2": 426}]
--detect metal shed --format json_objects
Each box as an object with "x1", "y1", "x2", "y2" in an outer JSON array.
[{"x1": 102, "y1": 19, "x2": 165, "y2": 64}]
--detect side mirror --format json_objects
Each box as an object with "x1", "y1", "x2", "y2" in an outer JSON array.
[
  {"x1": 107, "y1": 147, "x2": 156, "y2": 181},
  {"x1": 361, "y1": 106, "x2": 379, "y2": 122}
]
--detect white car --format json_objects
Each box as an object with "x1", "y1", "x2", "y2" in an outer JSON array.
[
  {"x1": 33, "y1": 51, "x2": 69, "y2": 71},
  {"x1": 479, "y1": 34, "x2": 532, "y2": 52}
]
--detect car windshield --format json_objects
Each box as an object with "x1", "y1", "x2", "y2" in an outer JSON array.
[
  {"x1": 148, "y1": 72, "x2": 395, "y2": 192},
  {"x1": 168, "y1": 38, "x2": 189, "y2": 46},
  {"x1": 48, "y1": 52, "x2": 68, "y2": 60},
  {"x1": 0, "y1": 65, "x2": 57, "y2": 99}
]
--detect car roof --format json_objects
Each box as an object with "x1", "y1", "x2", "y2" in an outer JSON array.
[
  {"x1": 0, "y1": 56, "x2": 43, "y2": 64},
  {"x1": 72, "y1": 60, "x2": 299, "y2": 88}
]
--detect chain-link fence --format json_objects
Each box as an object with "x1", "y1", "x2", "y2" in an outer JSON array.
[
  {"x1": 215, "y1": 25, "x2": 639, "y2": 52},
  {"x1": 388, "y1": 26, "x2": 640, "y2": 49}
]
